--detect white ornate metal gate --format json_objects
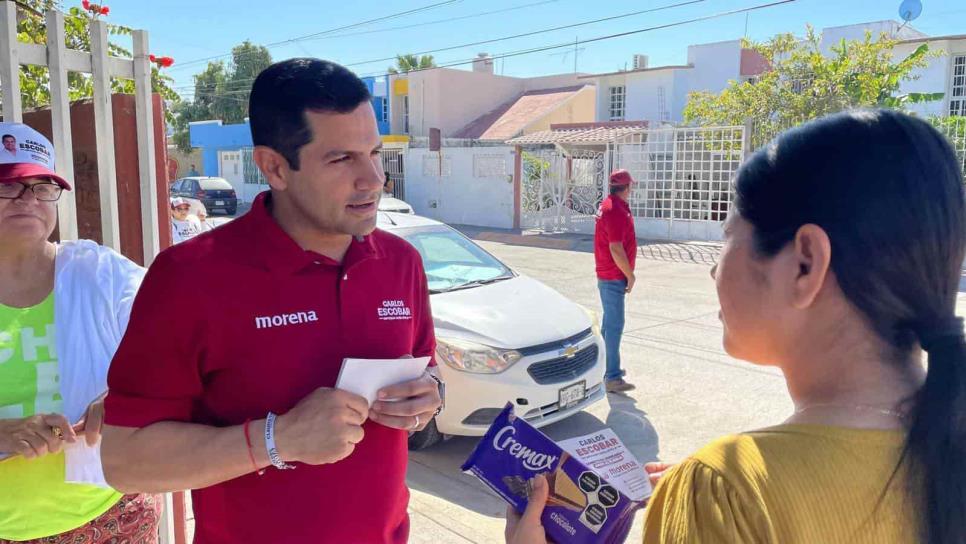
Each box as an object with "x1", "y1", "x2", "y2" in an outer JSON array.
[{"x1": 520, "y1": 149, "x2": 606, "y2": 233}]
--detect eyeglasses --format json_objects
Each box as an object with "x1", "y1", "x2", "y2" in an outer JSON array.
[{"x1": 0, "y1": 181, "x2": 63, "y2": 202}]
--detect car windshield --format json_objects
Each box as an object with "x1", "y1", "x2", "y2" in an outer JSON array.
[
  {"x1": 199, "y1": 178, "x2": 232, "y2": 190},
  {"x1": 400, "y1": 227, "x2": 513, "y2": 293}
]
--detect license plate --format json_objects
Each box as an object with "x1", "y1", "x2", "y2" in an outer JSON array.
[
  {"x1": 559, "y1": 381, "x2": 586, "y2": 410},
  {"x1": 215, "y1": 200, "x2": 225, "y2": 206}
]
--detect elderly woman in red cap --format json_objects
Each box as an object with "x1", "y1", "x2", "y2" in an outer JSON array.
[{"x1": 0, "y1": 122, "x2": 160, "y2": 543}]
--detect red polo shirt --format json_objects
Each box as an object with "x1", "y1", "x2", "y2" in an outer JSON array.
[
  {"x1": 594, "y1": 195, "x2": 637, "y2": 281},
  {"x1": 104, "y1": 192, "x2": 435, "y2": 544}
]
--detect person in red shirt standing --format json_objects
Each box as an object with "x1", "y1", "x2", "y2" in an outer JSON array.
[
  {"x1": 594, "y1": 169, "x2": 638, "y2": 393},
  {"x1": 100, "y1": 59, "x2": 442, "y2": 543}
]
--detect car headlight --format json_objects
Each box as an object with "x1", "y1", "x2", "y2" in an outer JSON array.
[
  {"x1": 581, "y1": 306, "x2": 601, "y2": 336},
  {"x1": 436, "y1": 337, "x2": 522, "y2": 374}
]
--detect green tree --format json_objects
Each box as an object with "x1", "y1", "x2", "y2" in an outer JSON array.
[
  {"x1": 683, "y1": 26, "x2": 942, "y2": 147},
  {"x1": 9, "y1": 0, "x2": 180, "y2": 114},
  {"x1": 171, "y1": 41, "x2": 272, "y2": 152},
  {"x1": 388, "y1": 54, "x2": 436, "y2": 74}
]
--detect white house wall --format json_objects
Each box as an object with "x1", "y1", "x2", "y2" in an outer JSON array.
[
  {"x1": 404, "y1": 146, "x2": 515, "y2": 229},
  {"x1": 681, "y1": 41, "x2": 742, "y2": 98},
  {"x1": 897, "y1": 38, "x2": 966, "y2": 117},
  {"x1": 820, "y1": 21, "x2": 927, "y2": 54},
  {"x1": 408, "y1": 69, "x2": 523, "y2": 137},
  {"x1": 628, "y1": 71, "x2": 677, "y2": 122},
  {"x1": 521, "y1": 73, "x2": 586, "y2": 91}
]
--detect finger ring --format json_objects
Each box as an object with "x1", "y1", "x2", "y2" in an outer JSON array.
[
  {"x1": 51, "y1": 427, "x2": 63, "y2": 440},
  {"x1": 411, "y1": 415, "x2": 420, "y2": 430}
]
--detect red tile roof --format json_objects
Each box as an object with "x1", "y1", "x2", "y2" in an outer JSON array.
[{"x1": 453, "y1": 85, "x2": 590, "y2": 140}]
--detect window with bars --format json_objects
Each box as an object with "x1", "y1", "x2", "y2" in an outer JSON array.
[
  {"x1": 951, "y1": 55, "x2": 966, "y2": 117},
  {"x1": 422, "y1": 155, "x2": 451, "y2": 177},
  {"x1": 381, "y1": 98, "x2": 389, "y2": 123},
  {"x1": 473, "y1": 154, "x2": 507, "y2": 178},
  {"x1": 608, "y1": 86, "x2": 625, "y2": 121}
]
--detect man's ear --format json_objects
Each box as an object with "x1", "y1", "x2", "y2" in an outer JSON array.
[{"x1": 253, "y1": 146, "x2": 290, "y2": 191}]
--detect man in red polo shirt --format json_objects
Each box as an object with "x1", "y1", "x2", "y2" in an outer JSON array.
[
  {"x1": 100, "y1": 59, "x2": 442, "y2": 543},
  {"x1": 594, "y1": 169, "x2": 638, "y2": 393}
]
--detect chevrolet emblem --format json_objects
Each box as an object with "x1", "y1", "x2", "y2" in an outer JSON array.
[{"x1": 561, "y1": 345, "x2": 578, "y2": 358}]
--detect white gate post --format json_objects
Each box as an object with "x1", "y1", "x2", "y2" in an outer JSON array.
[
  {"x1": 0, "y1": 1, "x2": 22, "y2": 122},
  {"x1": 90, "y1": 19, "x2": 121, "y2": 250},
  {"x1": 46, "y1": 10, "x2": 78, "y2": 240},
  {"x1": 132, "y1": 29, "x2": 159, "y2": 264},
  {"x1": 667, "y1": 130, "x2": 679, "y2": 241}
]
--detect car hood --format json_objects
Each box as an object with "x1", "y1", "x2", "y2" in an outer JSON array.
[
  {"x1": 431, "y1": 275, "x2": 591, "y2": 350},
  {"x1": 379, "y1": 196, "x2": 412, "y2": 211}
]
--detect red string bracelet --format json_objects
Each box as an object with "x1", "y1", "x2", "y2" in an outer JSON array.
[{"x1": 243, "y1": 418, "x2": 265, "y2": 476}]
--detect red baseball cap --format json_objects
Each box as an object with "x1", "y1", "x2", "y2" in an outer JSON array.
[
  {"x1": 609, "y1": 169, "x2": 633, "y2": 187},
  {"x1": 0, "y1": 122, "x2": 72, "y2": 190}
]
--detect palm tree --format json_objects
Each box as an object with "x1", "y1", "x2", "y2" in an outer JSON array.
[{"x1": 388, "y1": 54, "x2": 436, "y2": 74}]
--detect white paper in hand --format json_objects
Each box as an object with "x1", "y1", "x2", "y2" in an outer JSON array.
[{"x1": 335, "y1": 356, "x2": 432, "y2": 405}]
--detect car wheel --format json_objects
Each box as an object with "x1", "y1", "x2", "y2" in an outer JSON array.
[
  {"x1": 227, "y1": 206, "x2": 237, "y2": 216},
  {"x1": 408, "y1": 418, "x2": 443, "y2": 451}
]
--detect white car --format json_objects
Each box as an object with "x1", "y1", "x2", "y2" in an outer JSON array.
[
  {"x1": 377, "y1": 212, "x2": 606, "y2": 450},
  {"x1": 379, "y1": 195, "x2": 414, "y2": 214}
]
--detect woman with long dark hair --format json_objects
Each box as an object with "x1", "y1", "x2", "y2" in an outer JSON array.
[{"x1": 506, "y1": 109, "x2": 966, "y2": 543}]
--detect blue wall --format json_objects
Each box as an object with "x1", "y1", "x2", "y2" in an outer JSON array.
[
  {"x1": 189, "y1": 76, "x2": 391, "y2": 176},
  {"x1": 189, "y1": 120, "x2": 253, "y2": 179}
]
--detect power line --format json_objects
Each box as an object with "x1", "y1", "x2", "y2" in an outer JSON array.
[
  {"x1": 180, "y1": 0, "x2": 797, "y2": 105},
  {"x1": 355, "y1": 0, "x2": 798, "y2": 78},
  {"x1": 344, "y1": 0, "x2": 709, "y2": 68},
  {"x1": 168, "y1": 0, "x2": 559, "y2": 85},
  {"x1": 169, "y1": 0, "x2": 466, "y2": 71},
  {"x1": 174, "y1": 0, "x2": 709, "y2": 94},
  {"x1": 295, "y1": 0, "x2": 560, "y2": 44}
]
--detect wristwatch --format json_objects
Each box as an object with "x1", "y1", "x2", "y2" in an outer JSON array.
[{"x1": 426, "y1": 371, "x2": 445, "y2": 416}]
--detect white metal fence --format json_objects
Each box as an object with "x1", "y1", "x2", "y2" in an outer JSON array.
[
  {"x1": 614, "y1": 126, "x2": 744, "y2": 241},
  {"x1": 753, "y1": 115, "x2": 966, "y2": 182},
  {"x1": 931, "y1": 117, "x2": 966, "y2": 179},
  {"x1": 382, "y1": 147, "x2": 405, "y2": 199},
  {"x1": 0, "y1": 4, "x2": 160, "y2": 262}
]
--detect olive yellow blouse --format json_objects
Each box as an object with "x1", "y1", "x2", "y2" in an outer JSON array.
[{"x1": 643, "y1": 424, "x2": 916, "y2": 544}]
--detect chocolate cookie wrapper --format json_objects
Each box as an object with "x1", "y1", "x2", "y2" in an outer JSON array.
[{"x1": 461, "y1": 403, "x2": 645, "y2": 544}]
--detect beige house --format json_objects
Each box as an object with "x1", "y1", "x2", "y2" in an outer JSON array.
[{"x1": 389, "y1": 53, "x2": 596, "y2": 139}]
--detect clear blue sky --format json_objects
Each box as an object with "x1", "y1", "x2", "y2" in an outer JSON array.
[{"x1": 101, "y1": 0, "x2": 966, "y2": 99}]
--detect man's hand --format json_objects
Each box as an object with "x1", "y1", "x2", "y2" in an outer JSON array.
[
  {"x1": 72, "y1": 396, "x2": 106, "y2": 447},
  {"x1": 505, "y1": 473, "x2": 550, "y2": 544},
  {"x1": 0, "y1": 414, "x2": 76, "y2": 459},
  {"x1": 625, "y1": 273, "x2": 636, "y2": 294},
  {"x1": 369, "y1": 372, "x2": 442, "y2": 431},
  {"x1": 274, "y1": 388, "x2": 369, "y2": 465}
]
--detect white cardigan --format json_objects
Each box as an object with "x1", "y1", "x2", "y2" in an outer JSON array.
[{"x1": 54, "y1": 240, "x2": 145, "y2": 486}]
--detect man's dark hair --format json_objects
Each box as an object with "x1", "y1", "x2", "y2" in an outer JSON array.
[
  {"x1": 2, "y1": 134, "x2": 14, "y2": 142},
  {"x1": 609, "y1": 185, "x2": 627, "y2": 196},
  {"x1": 249, "y1": 58, "x2": 371, "y2": 171}
]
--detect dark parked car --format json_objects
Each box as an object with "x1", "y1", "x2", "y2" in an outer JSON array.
[{"x1": 171, "y1": 177, "x2": 238, "y2": 215}]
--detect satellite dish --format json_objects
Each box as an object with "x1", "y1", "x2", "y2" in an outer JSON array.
[{"x1": 899, "y1": 0, "x2": 922, "y2": 22}]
